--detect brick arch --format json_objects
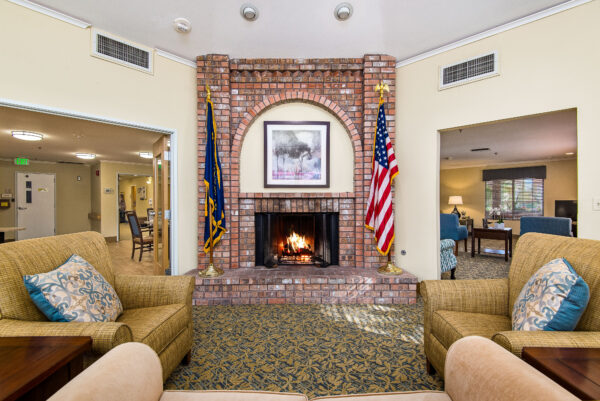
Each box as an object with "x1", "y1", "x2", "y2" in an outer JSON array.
[{"x1": 231, "y1": 92, "x2": 362, "y2": 181}]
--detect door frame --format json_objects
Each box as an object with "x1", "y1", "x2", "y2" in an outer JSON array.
[
  {"x1": 15, "y1": 171, "x2": 56, "y2": 240},
  {"x1": 0, "y1": 98, "x2": 180, "y2": 275}
]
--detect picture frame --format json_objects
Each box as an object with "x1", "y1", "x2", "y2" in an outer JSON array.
[{"x1": 264, "y1": 121, "x2": 330, "y2": 188}]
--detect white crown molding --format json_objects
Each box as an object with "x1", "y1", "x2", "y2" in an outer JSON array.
[
  {"x1": 396, "y1": 0, "x2": 592, "y2": 68},
  {"x1": 155, "y1": 49, "x2": 197, "y2": 69},
  {"x1": 440, "y1": 156, "x2": 577, "y2": 170},
  {"x1": 8, "y1": 0, "x2": 91, "y2": 29}
]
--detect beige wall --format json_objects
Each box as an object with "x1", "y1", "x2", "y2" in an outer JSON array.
[
  {"x1": 0, "y1": 160, "x2": 91, "y2": 240},
  {"x1": 119, "y1": 175, "x2": 154, "y2": 218},
  {"x1": 240, "y1": 102, "x2": 354, "y2": 193},
  {"x1": 395, "y1": 1, "x2": 600, "y2": 280},
  {"x1": 440, "y1": 159, "x2": 577, "y2": 234},
  {"x1": 100, "y1": 162, "x2": 152, "y2": 238},
  {"x1": 0, "y1": 2, "x2": 197, "y2": 273}
]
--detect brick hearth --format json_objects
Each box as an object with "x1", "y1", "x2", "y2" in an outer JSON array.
[{"x1": 192, "y1": 266, "x2": 417, "y2": 306}]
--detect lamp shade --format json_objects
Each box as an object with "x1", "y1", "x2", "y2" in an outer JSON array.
[{"x1": 448, "y1": 196, "x2": 463, "y2": 205}]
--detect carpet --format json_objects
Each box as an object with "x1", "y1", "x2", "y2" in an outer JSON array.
[
  {"x1": 165, "y1": 300, "x2": 443, "y2": 398},
  {"x1": 441, "y1": 238, "x2": 513, "y2": 280}
]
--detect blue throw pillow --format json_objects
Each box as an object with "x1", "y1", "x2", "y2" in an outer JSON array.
[
  {"x1": 23, "y1": 254, "x2": 123, "y2": 322},
  {"x1": 512, "y1": 258, "x2": 590, "y2": 331}
]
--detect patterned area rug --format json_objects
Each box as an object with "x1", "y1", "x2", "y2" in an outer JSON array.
[{"x1": 165, "y1": 300, "x2": 443, "y2": 398}]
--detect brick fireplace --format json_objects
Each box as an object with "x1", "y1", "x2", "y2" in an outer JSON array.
[{"x1": 194, "y1": 55, "x2": 417, "y2": 305}]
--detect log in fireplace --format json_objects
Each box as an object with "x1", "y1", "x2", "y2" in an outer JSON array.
[{"x1": 255, "y1": 213, "x2": 339, "y2": 267}]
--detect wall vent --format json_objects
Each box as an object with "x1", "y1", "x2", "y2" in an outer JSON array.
[
  {"x1": 439, "y1": 52, "x2": 498, "y2": 89},
  {"x1": 91, "y1": 29, "x2": 153, "y2": 74}
]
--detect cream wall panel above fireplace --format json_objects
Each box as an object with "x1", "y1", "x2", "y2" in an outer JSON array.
[{"x1": 240, "y1": 102, "x2": 354, "y2": 193}]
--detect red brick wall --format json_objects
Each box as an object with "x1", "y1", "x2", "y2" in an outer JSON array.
[{"x1": 197, "y1": 55, "x2": 396, "y2": 269}]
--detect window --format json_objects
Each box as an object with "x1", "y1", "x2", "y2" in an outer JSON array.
[{"x1": 485, "y1": 178, "x2": 544, "y2": 219}]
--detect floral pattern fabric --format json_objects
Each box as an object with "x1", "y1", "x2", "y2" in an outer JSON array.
[
  {"x1": 23, "y1": 254, "x2": 123, "y2": 322},
  {"x1": 440, "y1": 239, "x2": 457, "y2": 273},
  {"x1": 512, "y1": 258, "x2": 589, "y2": 331}
]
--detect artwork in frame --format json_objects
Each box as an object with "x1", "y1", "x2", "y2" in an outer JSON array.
[{"x1": 264, "y1": 121, "x2": 330, "y2": 188}]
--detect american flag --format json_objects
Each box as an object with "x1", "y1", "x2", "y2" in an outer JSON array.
[{"x1": 365, "y1": 101, "x2": 398, "y2": 255}]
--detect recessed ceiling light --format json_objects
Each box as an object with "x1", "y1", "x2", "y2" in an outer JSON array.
[
  {"x1": 139, "y1": 152, "x2": 153, "y2": 159},
  {"x1": 334, "y1": 3, "x2": 353, "y2": 21},
  {"x1": 173, "y1": 18, "x2": 191, "y2": 33},
  {"x1": 565, "y1": 152, "x2": 575, "y2": 156},
  {"x1": 240, "y1": 4, "x2": 258, "y2": 21},
  {"x1": 12, "y1": 131, "x2": 43, "y2": 141},
  {"x1": 76, "y1": 153, "x2": 96, "y2": 160}
]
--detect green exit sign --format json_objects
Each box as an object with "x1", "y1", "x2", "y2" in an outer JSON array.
[{"x1": 14, "y1": 158, "x2": 29, "y2": 166}]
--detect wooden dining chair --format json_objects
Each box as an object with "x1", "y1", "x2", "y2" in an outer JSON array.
[{"x1": 126, "y1": 211, "x2": 153, "y2": 261}]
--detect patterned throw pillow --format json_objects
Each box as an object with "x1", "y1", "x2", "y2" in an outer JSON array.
[
  {"x1": 23, "y1": 254, "x2": 123, "y2": 322},
  {"x1": 512, "y1": 258, "x2": 589, "y2": 331}
]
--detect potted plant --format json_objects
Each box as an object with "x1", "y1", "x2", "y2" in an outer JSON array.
[{"x1": 490, "y1": 208, "x2": 505, "y2": 229}]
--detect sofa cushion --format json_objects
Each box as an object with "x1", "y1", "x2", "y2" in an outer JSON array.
[
  {"x1": 512, "y1": 258, "x2": 590, "y2": 331},
  {"x1": 160, "y1": 391, "x2": 308, "y2": 401},
  {"x1": 432, "y1": 310, "x2": 511, "y2": 350},
  {"x1": 23, "y1": 254, "x2": 122, "y2": 322},
  {"x1": 311, "y1": 392, "x2": 450, "y2": 401},
  {"x1": 117, "y1": 304, "x2": 188, "y2": 355}
]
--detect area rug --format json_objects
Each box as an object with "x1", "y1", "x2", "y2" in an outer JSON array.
[{"x1": 165, "y1": 300, "x2": 443, "y2": 398}]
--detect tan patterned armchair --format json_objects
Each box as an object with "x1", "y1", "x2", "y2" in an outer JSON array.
[
  {"x1": 422, "y1": 233, "x2": 600, "y2": 378},
  {"x1": 0, "y1": 231, "x2": 194, "y2": 381}
]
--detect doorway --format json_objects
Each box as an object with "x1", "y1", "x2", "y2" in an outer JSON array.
[
  {"x1": 117, "y1": 174, "x2": 153, "y2": 242},
  {"x1": 16, "y1": 172, "x2": 56, "y2": 240}
]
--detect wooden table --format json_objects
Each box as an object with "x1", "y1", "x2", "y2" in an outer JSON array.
[
  {"x1": 471, "y1": 227, "x2": 512, "y2": 261},
  {"x1": 0, "y1": 227, "x2": 25, "y2": 244},
  {"x1": 0, "y1": 336, "x2": 92, "y2": 401},
  {"x1": 523, "y1": 347, "x2": 600, "y2": 400},
  {"x1": 459, "y1": 218, "x2": 473, "y2": 236}
]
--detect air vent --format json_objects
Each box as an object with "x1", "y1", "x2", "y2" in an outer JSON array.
[
  {"x1": 440, "y1": 52, "x2": 498, "y2": 89},
  {"x1": 471, "y1": 148, "x2": 490, "y2": 152},
  {"x1": 91, "y1": 29, "x2": 153, "y2": 73}
]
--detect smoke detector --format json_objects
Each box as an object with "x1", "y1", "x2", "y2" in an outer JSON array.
[
  {"x1": 240, "y1": 4, "x2": 259, "y2": 21},
  {"x1": 334, "y1": 3, "x2": 353, "y2": 21},
  {"x1": 173, "y1": 18, "x2": 191, "y2": 33}
]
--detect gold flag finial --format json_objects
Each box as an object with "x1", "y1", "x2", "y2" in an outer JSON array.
[
  {"x1": 206, "y1": 84, "x2": 211, "y2": 101},
  {"x1": 375, "y1": 82, "x2": 389, "y2": 102}
]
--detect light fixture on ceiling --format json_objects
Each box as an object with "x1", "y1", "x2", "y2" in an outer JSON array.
[
  {"x1": 334, "y1": 3, "x2": 353, "y2": 21},
  {"x1": 173, "y1": 18, "x2": 191, "y2": 33},
  {"x1": 240, "y1": 4, "x2": 258, "y2": 21},
  {"x1": 565, "y1": 152, "x2": 575, "y2": 156},
  {"x1": 146, "y1": 177, "x2": 152, "y2": 184},
  {"x1": 75, "y1": 153, "x2": 96, "y2": 160},
  {"x1": 12, "y1": 131, "x2": 43, "y2": 141},
  {"x1": 139, "y1": 152, "x2": 153, "y2": 159}
]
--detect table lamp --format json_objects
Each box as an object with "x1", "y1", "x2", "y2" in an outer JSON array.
[{"x1": 448, "y1": 196, "x2": 463, "y2": 217}]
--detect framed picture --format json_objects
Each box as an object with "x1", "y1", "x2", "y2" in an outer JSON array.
[
  {"x1": 137, "y1": 186, "x2": 146, "y2": 200},
  {"x1": 264, "y1": 121, "x2": 330, "y2": 188}
]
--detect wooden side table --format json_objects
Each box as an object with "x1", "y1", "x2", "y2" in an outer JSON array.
[
  {"x1": 0, "y1": 336, "x2": 92, "y2": 401},
  {"x1": 459, "y1": 218, "x2": 473, "y2": 236},
  {"x1": 523, "y1": 347, "x2": 600, "y2": 400},
  {"x1": 471, "y1": 227, "x2": 512, "y2": 261}
]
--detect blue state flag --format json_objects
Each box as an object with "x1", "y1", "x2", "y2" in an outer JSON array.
[{"x1": 204, "y1": 98, "x2": 226, "y2": 252}]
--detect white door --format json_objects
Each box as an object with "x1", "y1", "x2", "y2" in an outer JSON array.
[{"x1": 16, "y1": 172, "x2": 56, "y2": 240}]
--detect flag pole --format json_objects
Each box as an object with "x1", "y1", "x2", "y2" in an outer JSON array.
[
  {"x1": 374, "y1": 82, "x2": 403, "y2": 275},
  {"x1": 199, "y1": 85, "x2": 224, "y2": 278}
]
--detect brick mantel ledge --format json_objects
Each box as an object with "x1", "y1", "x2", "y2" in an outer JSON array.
[{"x1": 239, "y1": 192, "x2": 356, "y2": 199}]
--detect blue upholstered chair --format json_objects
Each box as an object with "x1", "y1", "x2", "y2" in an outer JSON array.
[
  {"x1": 440, "y1": 239, "x2": 457, "y2": 279},
  {"x1": 520, "y1": 216, "x2": 573, "y2": 237},
  {"x1": 440, "y1": 213, "x2": 468, "y2": 255}
]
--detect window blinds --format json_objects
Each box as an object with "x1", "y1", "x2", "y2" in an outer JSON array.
[{"x1": 485, "y1": 178, "x2": 544, "y2": 219}]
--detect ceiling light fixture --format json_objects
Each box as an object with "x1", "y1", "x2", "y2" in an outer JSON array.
[
  {"x1": 12, "y1": 131, "x2": 43, "y2": 141},
  {"x1": 240, "y1": 4, "x2": 258, "y2": 21},
  {"x1": 334, "y1": 3, "x2": 353, "y2": 21},
  {"x1": 139, "y1": 152, "x2": 153, "y2": 159},
  {"x1": 173, "y1": 18, "x2": 191, "y2": 33},
  {"x1": 565, "y1": 152, "x2": 575, "y2": 156},
  {"x1": 76, "y1": 153, "x2": 96, "y2": 160}
]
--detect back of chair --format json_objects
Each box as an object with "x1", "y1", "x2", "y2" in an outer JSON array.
[
  {"x1": 440, "y1": 213, "x2": 459, "y2": 239},
  {"x1": 126, "y1": 211, "x2": 143, "y2": 239},
  {"x1": 509, "y1": 233, "x2": 600, "y2": 331},
  {"x1": 0, "y1": 232, "x2": 114, "y2": 321},
  {"x1": 520, "y1": 216, "x2": 572, "y2": 236}
]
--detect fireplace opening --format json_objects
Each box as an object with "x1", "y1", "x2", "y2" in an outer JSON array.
[{"x1": 255, "y1": 213, "x2": 339, "y2": 267}]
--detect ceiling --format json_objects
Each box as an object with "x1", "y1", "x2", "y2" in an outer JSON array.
[
  {"x1": 32, "y1": 0, "x2": 570, "y2": 60},
  {"x1": 0, "y1": 106, "x2": 163, "y2": 164},
  {"x1": 440, "y1": 109, "x2": 577, "y2": 169}
]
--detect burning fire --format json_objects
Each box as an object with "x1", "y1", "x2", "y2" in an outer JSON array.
[{"x1": 286, "y1": 231, "x2": 308, "y2": 253}]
